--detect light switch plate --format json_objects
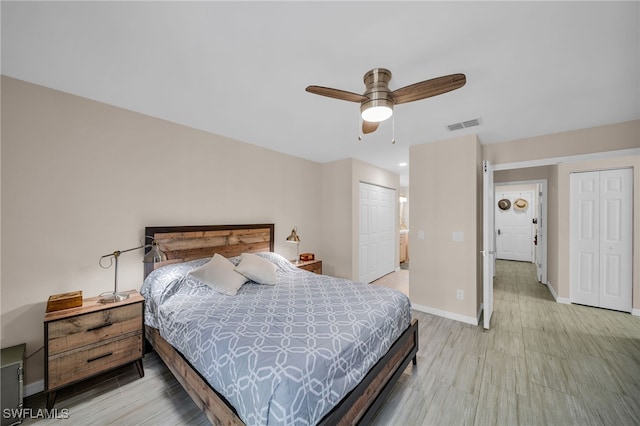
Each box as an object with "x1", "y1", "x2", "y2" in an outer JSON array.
[{"x1": 452, "y1": 231, "x2": 464, "y2": 242}]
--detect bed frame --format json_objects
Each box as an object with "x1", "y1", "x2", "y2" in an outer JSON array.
[{"x1": 143, "y1": 224, "x2": 418, "y2": 425}]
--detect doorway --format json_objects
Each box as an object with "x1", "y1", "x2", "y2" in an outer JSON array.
[
  {"x1": 359, "y1": 182, "x2": 396, "y2": 283},
  {"x1": 492, "y1": 180, "x2": 548, "y2": 285}
]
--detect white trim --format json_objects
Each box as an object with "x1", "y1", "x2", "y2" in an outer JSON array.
[
  {"x1": 25, "y1": 379, "x2": 44, "y2": 397},
  {"x1": 546, "y1": 281, "x2": 570, "y2": 304},
  {"x1": 411, "y1": 303, "x2": 479, "y2": 326},
  {"x1": 632, "y1": 309, "x2": 640, "y2": 317},
  {"x1": 493, "y1": 148, "x2": 640, "y2": 171}
]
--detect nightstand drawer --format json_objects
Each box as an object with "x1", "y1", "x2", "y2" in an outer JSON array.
[
  {"x1": 47, "y1": 303, "x2": 142, "y2": 355},
  {"x1": 47, "y1": 333, "x2": 143, "y2": 389}
]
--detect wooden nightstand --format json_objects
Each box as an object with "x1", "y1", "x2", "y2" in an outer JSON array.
[
  {"x1": 44, "y1": 290, "x2": 144, "y2": 409},
  {"x1": 295, "y1": 259, "x2": 322, "y2": 274}
]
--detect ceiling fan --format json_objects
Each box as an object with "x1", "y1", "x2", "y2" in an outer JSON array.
[{"x1": 306, "y1": 68, "x2": 466, "y2": 135}]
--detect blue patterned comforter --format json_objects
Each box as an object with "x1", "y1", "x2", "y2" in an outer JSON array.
[{"x1": 140, "y1": 252, "x2": 411, "y2": 426}]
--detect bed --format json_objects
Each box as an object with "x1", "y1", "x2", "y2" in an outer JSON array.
[{"x1": 141, "y1": 224, "x2": 418, "y2": 425}]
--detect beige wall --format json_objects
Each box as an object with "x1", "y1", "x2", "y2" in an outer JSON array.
[
  {"x1": 494, "y1": 165, "x2": 552, "y2": 184},
  {"x1": 484, "y1": 120, "x2": 639, "y2": 164},
  {"x1": 1, "y1": 77, "x2": 326, "y2": 387},
  {"x1": 548, "y1": 165, "x2": 560, "y2": 298},
  {"x1": 410, "y1": 134, "x2": 482, "y2": 322},
  {"x1": 475, "y1": 141, "x2": 483, "y2": 317},
  {"x1": 320, "y1": 159, "x2": 352, "y2": 278}
]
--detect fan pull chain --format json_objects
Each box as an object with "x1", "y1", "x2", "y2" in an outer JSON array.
[
  {"x1": 391, "y1": 114, "x2": 396, "y2": 144},
  {"x1": 357, "y1": 112, "x2": 363, "y2": 141}
]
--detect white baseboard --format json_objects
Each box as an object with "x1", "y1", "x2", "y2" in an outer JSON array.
[
  {"x1": 411, "y1": 303, "x2": 479, "y2": 326},
  {"x1": 547, "y1": 284, "x2": 637, "y2": 314},
  {"x1": 25, "y1": 379, "x2": 44, "y2": 397},
  {"x1": 546, "y1": 282, "x2": 570, "y2": 304}
]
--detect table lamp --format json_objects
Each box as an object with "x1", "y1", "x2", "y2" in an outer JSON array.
[
  {"x1": 286, "y1": 227, "x2": 301, "y2": 264},
  {"x1": 98, "y1": 239, "x2": 167, "y2": 303}
]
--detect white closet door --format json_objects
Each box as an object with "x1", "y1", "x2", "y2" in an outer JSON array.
[
  {"x1": 570, "y1": 172, "x2": 601, "y2": 307},
  {"x1": 599, "y1": 169, "x2": 633, "y2": 312},
  {"x1": 570, "y1": 169, "x2": 632, "y2": 312},
  {"x1": 359, "y1": 182, "x2": 395, "y2": 283}
]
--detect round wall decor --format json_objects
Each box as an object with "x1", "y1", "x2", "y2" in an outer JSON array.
[
  {"x1": 498, "y1": 199, "x2": 511, "y2": 210},
  {"x1": 514, "y1": 198, "x2": 529, "y2": 210}
]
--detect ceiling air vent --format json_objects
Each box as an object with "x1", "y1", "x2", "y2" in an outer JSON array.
[{"x1": 447, "y1": 117, "x2": 482, "y2": 131}]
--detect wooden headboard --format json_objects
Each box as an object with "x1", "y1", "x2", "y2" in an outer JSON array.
[{"x1": 143, "y1": 224, "x2": 274, "y2": 278}]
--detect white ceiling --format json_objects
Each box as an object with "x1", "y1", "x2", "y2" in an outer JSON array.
[{"x1": 2, "y1": 1, "x2": 639, "y2": 186}]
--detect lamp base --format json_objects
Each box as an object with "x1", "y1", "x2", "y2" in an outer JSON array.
[{"x1": 98, "y1": 291, "x2": 130, "y2": 304}]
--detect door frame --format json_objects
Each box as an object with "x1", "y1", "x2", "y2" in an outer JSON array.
[{"x1": 483, "y1": 161, "x2": 495, "y2": 330}]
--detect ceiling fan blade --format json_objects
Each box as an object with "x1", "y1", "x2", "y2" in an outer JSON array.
[
  {"x1": 306, "y1": 86, "x2": 368, "y2": 103},
  {"x1": 362, "y1": 120, "x2": 379, "y2": 134},
  {"x1": 392, "y1": 73, "x2": 466, "y2": 104}
]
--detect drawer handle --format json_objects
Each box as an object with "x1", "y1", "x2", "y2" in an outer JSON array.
[
  {"x1": 87, "y1": 322, "x2": 113, "y2": 332},
  {"x1": 87, "y1": 352, "x2": 113, "y2": 363}
]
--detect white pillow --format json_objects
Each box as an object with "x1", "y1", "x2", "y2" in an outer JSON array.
[
  {"x1": 235, "y1": 253, "x2": 277, "y2": 285},
  {"x1": 188, "y1": 253, "x2": 248, "y2": 296}
]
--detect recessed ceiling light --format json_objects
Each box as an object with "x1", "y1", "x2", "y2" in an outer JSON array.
[{"x1": 398, "y1": 162, "x2": 407, "y2": 167}]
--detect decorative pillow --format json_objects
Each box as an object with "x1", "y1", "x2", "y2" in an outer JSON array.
[
  {"x1": 255, "y1": 252, "x2": 298, "y2": 272},
  {"x1": 188, "y1": 253, "x2": 248, "y2": 296},
  {"x1": 235, "y1": 253, "x2": 278, "y2": 285}
]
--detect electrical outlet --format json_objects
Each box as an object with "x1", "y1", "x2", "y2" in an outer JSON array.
[{"x1": 456, "y1": 289, "x2": 464, "y2": 300}]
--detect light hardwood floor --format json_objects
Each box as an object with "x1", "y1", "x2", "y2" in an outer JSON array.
[{"x1": 24, "y1": 260, "x2": 640, "y2": 425}]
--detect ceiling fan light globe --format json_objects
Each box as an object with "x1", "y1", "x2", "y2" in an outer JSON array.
[{"x1": 361, "y1": 105, "x2": 393, "y2": 123}]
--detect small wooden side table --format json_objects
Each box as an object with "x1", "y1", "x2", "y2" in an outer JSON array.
[{"x1": 44, "y1": 290, "x2": 144, "y2": 409}]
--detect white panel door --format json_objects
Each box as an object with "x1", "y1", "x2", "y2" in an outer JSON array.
[
  {"x1": 495, "y1": 191, "x2": 533, "y2": 262},
  {"x1": 599, "y1": 169, "x2": 633, "y2": 312},
  {"x1": 359, "y1": 182, "x2": 395, "y2": 283},
  {"x1": 570, "y1": 169, "x2": 633, "y2": 312},
  {"x1": 570, "y1": 172, "x2": 600, "y2": 307}
]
